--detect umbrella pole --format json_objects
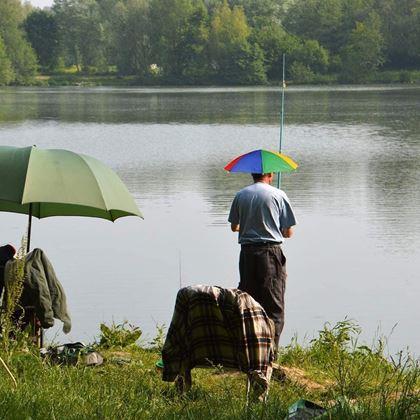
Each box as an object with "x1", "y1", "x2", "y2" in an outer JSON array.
[
  {"x1": 26, "y1": 204, "x2": 43, "y2": 347},
  {"x1": 277, "y1": 54, "x2": 286, "y2": 189},
  {"x1": 27, "y1": 203, "x2": 32, "y2": 253}
]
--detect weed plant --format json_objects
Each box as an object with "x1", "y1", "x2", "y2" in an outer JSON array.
[
  {"x1": 98, "y1": 321, "x2": 142, "y2": 349},
  {"x1": 0, "y1": 237, "x2": 30, "y2": 356},
  {"x1": 0, "y1": 320, "x2": 418, "y2": 419},
  {"x1": 278, "y1": 319, "x2": 419, "y2": 419}
]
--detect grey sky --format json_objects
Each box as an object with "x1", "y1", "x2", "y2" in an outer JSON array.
[{"x1": 27, "y1": 0, "x2": 53, "y2": 8}]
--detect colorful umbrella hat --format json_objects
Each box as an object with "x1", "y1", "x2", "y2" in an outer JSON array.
[{"x1": 224, "y1": 149, "x2": 298, "y2": 174}]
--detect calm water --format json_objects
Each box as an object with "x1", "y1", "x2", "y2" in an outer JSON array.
[{"x1": 0, "y1": 86, "x2": 419, "y2": 354}]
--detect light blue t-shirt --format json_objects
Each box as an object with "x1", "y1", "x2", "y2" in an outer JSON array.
[{"x1": 228, "y1": 182, "x2": 297, "y2": 244}]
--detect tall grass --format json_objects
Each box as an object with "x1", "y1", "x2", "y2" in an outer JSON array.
[
  {"x1": 0, "y1": 237, "x2": 29, "y2": 356},
  {"x1": 278, "y1": 319, "x2": 420, "y2": 419},
  {"x1": 0, "y1": 320, "x2": 418, "y2": 419}
]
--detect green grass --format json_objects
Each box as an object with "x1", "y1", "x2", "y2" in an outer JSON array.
[
  {"x1": 36, "y1": 74, "x2": 142, "y2": 87},
  {"x1": 0, "y1": 320, "x2": 418, "y2": 419},
  {"x1": 33, "y1": 69, "x2": 420, "y2": 87},
  {"x1": 369, "y1": 70, "x2": 420, "y2": 84}
]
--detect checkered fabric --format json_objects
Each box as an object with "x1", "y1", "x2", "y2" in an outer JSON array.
[{"x1": 162, "y1": 285, "x2": 274, "y2": 382}]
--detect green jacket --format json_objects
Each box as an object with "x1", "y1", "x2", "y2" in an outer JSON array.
[{"x1": 5, "y1": 248, "x2": 71, "y2": 333}]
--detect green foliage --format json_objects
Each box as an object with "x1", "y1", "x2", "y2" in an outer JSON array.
[
  {"x1": 149, "y1": 0, "x2": 197, "y2": 81},
  {"x1": 309, "y1": 319, "x2": 362, "y2": 364},
  {"x1": 253, "y1": 23, "x2": 298, "y2": 80},
  {"x1": 98, "y1": 321, "x2": 142, "y2": 349},
  {"x1": 148, "y1": 324, "x2": 166, "y2": 352},
  {"x1": 0, "y1": 319, "x2": 418, "y2": 418},
  {"x1": 208, "y1": 1, "x2": 266, "y2": 84},
  {"x1": 289, "y1": 62, "x2": 315, "y2": 84},
  {"x1": 176, "y1": 1, "x2": 210, "y2": 83},
  {"x1": 339, "y1": 12, "x2": 385, "y2": 82},
  {"x1": 284, "y1": 0, "x2": 345, "y2": 53},
  {"x1": 0, "y1": 0, "x2": 417, "y2": 84},
  {"x1": 294, "y1": 40, "x2": 330, "y2": 74},
  {"x1": 10, "y1": 39, "x2": 39, "y2": 85},
  {"x1": 229, "y1": 0, "x2": 283, "y2": 28},
  {"x1": 284, "y1": 0, "x2": 419, "y2": 75},
  {"x1": 0, "y1": 238, "x2": 30, "y2": 355},
  {"x1": 0, "y1": 36, "x2": 14, "y2": 85},
  {"x1": 0, "y1": 0, "x2": 37, "y2": 85},
  {"x1": 378, "y1": 0, "x2": 420, "y2": 68},
  {"x1": 24, "y1": 10, "x2": 60, "y2": 72},
  {"x1": 53, "y1": 0, "x2": 107, "y2": 73},
  {"x1": 279, "y1": 319, "x2": 420, "y2": 418},
  {"x1": 110, "y1": 0, "x2": 153, "y2": 78}
]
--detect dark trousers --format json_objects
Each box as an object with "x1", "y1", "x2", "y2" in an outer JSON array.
[{"x1": 238, "y1": 243, "x2": 286, "y2": 350}]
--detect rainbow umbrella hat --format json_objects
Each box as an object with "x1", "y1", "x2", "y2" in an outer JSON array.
[{"x1": 224, "y1": 149, "x2": 298, "y2": 174}]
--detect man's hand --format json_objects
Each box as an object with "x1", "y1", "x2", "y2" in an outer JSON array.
[
  {"x1": 231, "y1": 223, "x2": 240, "y2": 232},
  {"x1": 281, "y1": 227, "x2": 294, "y2": 238}
]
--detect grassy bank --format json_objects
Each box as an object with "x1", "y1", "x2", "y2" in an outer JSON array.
[
  {"x1": 32, "y1": 69, "x2": 420, "y2": 87},
  {"x1": 0, "y1": 320, "x2": 418, "y2": 419}
]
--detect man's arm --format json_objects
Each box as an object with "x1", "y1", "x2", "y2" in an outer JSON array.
[
  {"x1": 279, "y1": 192, "x2": 297, "y2": 239},
  {"x1": 281, "y1": 226, "x2": 294, "y2": 238},
  {"x1": 231, "y1": 223, "x2": 240, "y2": 232},
  {"x1": 228, "y1": 194, "x2": 240, "y2": 233}
]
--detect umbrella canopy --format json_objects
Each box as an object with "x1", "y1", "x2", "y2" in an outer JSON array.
[
  {"x1": 224, "y1": 149, "x2": 298, "y2": 174},
  {"x1": 0, "y1": 145, "x2": 143, "y2": 221}
]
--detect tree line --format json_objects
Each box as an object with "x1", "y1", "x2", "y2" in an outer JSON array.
[{"x1": 1, "y1": 0, "x2": 419, "y2": 86}]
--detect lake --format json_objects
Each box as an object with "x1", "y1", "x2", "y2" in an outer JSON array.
[{"x1": 0, "y1": 86, "x2": 419, "y2": 354}]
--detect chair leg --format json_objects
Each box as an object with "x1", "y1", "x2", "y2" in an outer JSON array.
[
  {"x1": 247, "y1": 370, "x2": 271, "y2": 404},
  {"x1": 246, "y1": 375, "x2": 251, "y2": 406},
  {"x1": 175, "y1": 369, "x2": 192, "y2": 394},
  {"x1": 263, "y1": 364, "x2": 273, "y2": 402}
]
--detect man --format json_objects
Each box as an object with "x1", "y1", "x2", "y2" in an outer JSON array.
[{"x1": 228, "y1": 172, "x2": 297, "y2": 350}]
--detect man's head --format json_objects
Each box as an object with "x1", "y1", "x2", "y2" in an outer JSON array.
[{"x1": 252, "y1": 173, "x2": 274, "y2": 184}]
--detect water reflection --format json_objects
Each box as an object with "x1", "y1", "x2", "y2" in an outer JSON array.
[
  {"x1": 0, "y1": 86, "x2": 419, "y2": 353},
  {"x1": 1, "y1": 86, "x2": 419, "y2": 129}
]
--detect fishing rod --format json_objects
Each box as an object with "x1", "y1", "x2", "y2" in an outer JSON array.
[{"x1": 277, "y1": 54, "x2": 286, "y2": 189}]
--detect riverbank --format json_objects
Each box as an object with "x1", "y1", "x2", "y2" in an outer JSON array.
[
  {"x1": 31, "y1": 69, "x2": 420, "y2": 87},
  {"x1": 0, "y1": 320, "x2": 418, "y2": 419}
]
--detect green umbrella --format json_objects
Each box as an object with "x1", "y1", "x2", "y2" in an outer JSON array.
[{"x1": 0, "y1": 145, "x2": 143, "y2": 251}]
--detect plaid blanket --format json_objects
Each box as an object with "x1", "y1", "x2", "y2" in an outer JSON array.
[{"x1": 162, "y1": 285, "x2": 274, "y2": 382}]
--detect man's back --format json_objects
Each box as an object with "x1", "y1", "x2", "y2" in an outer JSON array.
[
  {"x1": 228, "y1": 182, "x2": 296, "y2": 244},
  {"x1": 228, "y1": 173, "x2": 297, "y2": 350}
]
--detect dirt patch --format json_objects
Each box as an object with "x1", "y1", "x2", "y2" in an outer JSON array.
[{"x1": 272, "y1": 363, "x2": 332, "y2": 392}]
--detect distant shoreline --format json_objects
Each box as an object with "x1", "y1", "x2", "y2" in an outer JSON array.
[{"x1": 27, "y1": 70, "x2": 420, "y2": 88}]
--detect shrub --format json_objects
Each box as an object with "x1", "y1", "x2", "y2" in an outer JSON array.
[
  {"x1": 98, "y1": 321, "x2": 142, "y2": 349},
  {"x1": 289, "y1": 62, "x2": 315, "y2": 84}
]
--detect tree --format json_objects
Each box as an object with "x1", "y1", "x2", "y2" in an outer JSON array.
[
  {"x1": 375, "y1": 0, "x2": 420, "y2": 68},
  {"x1": 108, "y1": 0, "x2": 152, "y2": 77},
  {"x1": 176, "y1": 1, "x2": 211, "y2": 83},
  {"x1": 24, "y1": 9, "x2": 60, "y2": 71},
  {"x1": 340, "y1": 12, "x2": 384, "y2": 81},
  {"x1": 294, "y1": 39, "x2": 329, "y2": 74},
  {"x1": 0, "y1": 0, "x2": 37, "y2": 84},
  {"x1": 228, "y1": 0, "x2": 282, "y2": 28},
  {"x1": 254, "y1": 22, "x2": 329, "y2": 81},
  {"x1": 0, "y1": 36, "x2": 14, "y2": 85},
  {"x1": 284, "y1": 0, "x2": 345, "y2": 52},
  {"x1": 289, "y1": 61, "x2": 315, "y2": 83},
  {"x1": 53, "y1": 0, "x2": 107, "y2": 72},
  {"x1": 149, "y1": 0, "x2": 197, "y2": 81},
  {"x1": 253, "y1": 23, "x2": 298, "y2": 79},
  {"x1": 209, "y1": 1, "x2": 266, "y2": 84}
]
